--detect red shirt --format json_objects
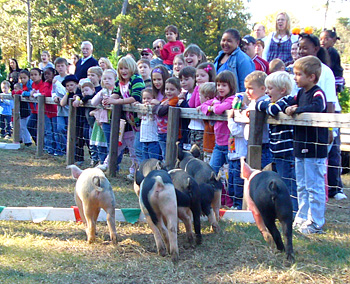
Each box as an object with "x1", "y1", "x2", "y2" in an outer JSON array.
[
  {"x1": 252, "y1": 55, "x2": 270, "y2": 74},
  {"x1": 160, "y1": 41, "x2": 185, "y2": 65}
]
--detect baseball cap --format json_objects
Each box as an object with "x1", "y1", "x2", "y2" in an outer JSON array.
[
  {"x1": 141, "y1": 48, "x2": 153, "y2": 56},
  {"x1": 242, "y1": 35, "x2": 257, "y2": 45}
]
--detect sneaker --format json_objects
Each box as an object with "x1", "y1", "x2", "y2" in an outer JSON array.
[
  {"x1": 293, "y1": 217, "x2": 306, "y2": 230},
  {"x1": 127, "y1": 173, "x2": 134, "y2": 181},
  {"x1": 25, "y1": 143, "x2": 32, "y2": 147},
  {"x1": 97, "y1": 163, "x2": 108, "y2": 171},
  {"x1": 334, "y1": 192, "x2": 348, "y2": 201},
  {"x1": 75, "y1": 161, "x2": 84, "y2": 166},
  {"x1": 4, "y1": 135, "x2": 11, "y2": 139},
  {"x1": 298, "y1": 221, "x2": 323, "y2": 235}
]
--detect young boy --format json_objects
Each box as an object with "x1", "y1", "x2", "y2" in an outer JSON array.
[
  {"x1": 137, "y1": 59, "x2": 152, "y2": 88},
  {"x1": 0, "y1": 81, "x2": 14, "y2": 139},
  {"x1": 255, "y1": 71, "x2": 298, "y2": 215},
  {"x1": 283, "y1": 56, "x2": 328, "y2": 234},
  {"x1": 244, "y1": 70, "x2": 271, "y2": 168},
  {"x1": 178, "y1": 66, "x2": 196, "y2": 150},
  {"x1": 198, "y1": 82, "x2": 216, "y2": 163},
  {"x1": 54, "y1": 57, "x2": 69, "y2": 83}
]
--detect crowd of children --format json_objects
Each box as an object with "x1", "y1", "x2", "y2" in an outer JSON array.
[{"x1": 1, "y1": 23, "x2": 348, "y2": 235}]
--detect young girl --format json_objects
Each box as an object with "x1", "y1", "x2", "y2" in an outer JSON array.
[
  {"x1": 184, "y1": 44, "x2": 206, "y2": 67},
  {"x1": 172, "y1": 54, "x2": 185, "y2": 78},
  {"x1": 200, "y1": 70, "x2": 236, "y2": 174},
  {"x1": 18, "y1": 70, "x2": 33, "y2": 146},
  {"x1": 41, "y1": 67, "x2": 58, "y2": 155},
  {"x1": 38, "y1": 51, "x2": 54, "y2": 71},
  {"x1": 91, "y1": 69, "x2": 118, "y2": 168},
  {"x1": 320, "y1": 28, "x2": 344, "y2": 93},
  {"x1": 97, "y1": 57, "x2": 145, "y2": 176},
  {"x1": 140, "y1": 89, "x2": 162, "y2": 161},
  {"x1": 160, "y1": 25, "x2": 185, "y2": 70},
  {"x1": 153, "y1": 77, "x2": 181, "y2": 159},
  {"x1": 151, "y1": 65, "x2": 170, "y2": 103},
  {"x1": 188, "y1": 62, "x2": 216, "y2": 155},
  {"x1": 27, "y1": 68, "x2": 43, "y2": 144}
]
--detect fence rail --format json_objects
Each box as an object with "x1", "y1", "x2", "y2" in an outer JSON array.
[{"x1": 2, "y1": 94, "x2": 350, "y2": 173}]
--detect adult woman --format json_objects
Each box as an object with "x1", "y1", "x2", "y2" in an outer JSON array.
[
  {"x1": 69, "y1": 54, "x2": 80, "y2": 74},
  {"x1": 7, "y1": 58, "x2": 22, "y2": 90},
  {"x1": 98, "y1": 57, "x2": 114, "y2": 71},
  {"x1": 263, "y1": 12, "x2": 298, "y2": 63},
  {"x1": 214, "y1": 29, "x2": 255, "y2": 92}
]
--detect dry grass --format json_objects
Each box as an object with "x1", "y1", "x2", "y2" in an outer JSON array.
[{"x1": 0, "y1": 146, "x2": 350, "y2": 284}]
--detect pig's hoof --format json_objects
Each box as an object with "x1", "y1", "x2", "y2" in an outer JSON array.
[
  {"x1": 212, "y1": 223, "x2": 220, "y2": 233},
  {"x1": 111, "y1": 235, "x2": 118, "y2": 245},
  {"x1": 195, "y1": 235, "x2": 202, "y2": 245},
  {"x1": 286, "y1": 253, "x2": 295, "y2": 263},
  {"x1": 158, "y1": 247, "x2": 167, "y2": 257},
  {"x1": 171, "y1": 253, "x2": 179, "y2": 264}
]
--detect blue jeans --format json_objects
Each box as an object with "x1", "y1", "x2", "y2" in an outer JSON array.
[
  {"x1": 295, "y1": 157, "x2": 327, "y2": 228},
  {"x1": 90, "y1": 144, "x2": 108, "y2": 163},
  {"x1": 327, "y1": 131, "x2": 343, "y2": 197},
  {"x1": 273, "y1": 155, "x2": 298, "y2": 215},
  {"x1": 0, "y1": 114, "x2": 12, "y2": 136},
  {"x1": 27, "y1": 113, "x2": 37, "y2": 144},
  {"x1": 158, "y1": 133, "x2": 167, "y2": 160},
  {"x1": 141, "y1": 141, "x2": 162, "y2": 161},
  {"x1": 261, "y1": 143, "x2": 273, "y2": 169},
  {"x1": 56, "y1": 116, "x2": 68, "y2": 155},
  {"x1": 44, "y1": 116, "x2": 58, "y2": 154},
  {"x1": 209, "y1": 144, "x2": 228, "y2": 174},
  {"x1": 228, "y1": 159, "x2": 244, "y2": 209},
  {"x1": 134, "y1": 131, "x2": 143, "y2": 164}
]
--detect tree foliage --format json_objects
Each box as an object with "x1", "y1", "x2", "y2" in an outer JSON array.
[{"x1": 0, "y1": 0, "x2": 250, "y2": 67}]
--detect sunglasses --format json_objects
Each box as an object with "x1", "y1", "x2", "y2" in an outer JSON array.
[{"x1": 153, "y1": 46, "x2": 161, "y2": 50}]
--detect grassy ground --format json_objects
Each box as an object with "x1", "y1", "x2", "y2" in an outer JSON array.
[{"x1": 0, "y1": 145, "x2": 350, "y2": 283}]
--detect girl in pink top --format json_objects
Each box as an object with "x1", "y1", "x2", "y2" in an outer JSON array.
[{"x1": 201, "y1": 70, "x2": 236, "y2": 174}]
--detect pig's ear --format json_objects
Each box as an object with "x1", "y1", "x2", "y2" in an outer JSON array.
[
  {"x1": 156, "y1": 161, "x2": 163, "y2": 170},
  {"x1": 210, "y1": 172, "x2": 216, "y2": 181},
  {"x1": 185, "y1": 177, "x2": 191, "y2": 188},
  {"x1": 67, "y1": 165, "x2": 82, "y2": 179},
  {"x1": 240, "y1": 157, "x2": 254, "y2": 180},
  {"x1": 93, "y1": 176, "x2": 101, "y2": 187}
]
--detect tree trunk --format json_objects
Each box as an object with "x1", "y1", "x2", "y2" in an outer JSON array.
[
  {"x1": 26, "y1": 0, "x2": 32, "y2": 65},
  {"x1": 114, "y1": 0, "x2": 128, "y2": 56}
]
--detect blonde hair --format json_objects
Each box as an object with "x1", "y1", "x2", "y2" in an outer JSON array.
[
  {"x1": 265, "y1": 71, "x2": 293, "y2": 95},
  {"x1": 276, "y1": 12, "x2": 291, "y2": 36},
  {"x1": 244, "y1": 71, "x2": 267, "y2": 87},
  {"x1": 294, "y1": 56, "x2": 322, "y2": 83},
  {"x1": 101, "y1": 69, "x2": 117, "y2": 88},
  {"x1": 199, "y1": 82, "x2": 216, "y2": 99},
  {"x1": 98, "y1": 57, "x2": 114, "y2": 70},
  {"x1": 1, "y1": 80, "x2": 11, "y2": 89},
  {"x1": 88, "y1": 66, "x2": 103, "y2": 78},
  {"x1": 117, "y1": 56, "x2": 138, "y2": 80}
]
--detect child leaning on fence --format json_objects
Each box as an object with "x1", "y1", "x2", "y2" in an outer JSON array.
[
  {"x1": 244, "y1": 71, "x2": 272, "y2": 168},
  {"x1": 255, "y1": 71, "x2": 298, "y2": 215},
  {"x1": 0, "y1": 80, "x2": 14, "y2": 139},
  {"x1": 227, "y1": 93, "x2": 250, "y2": 210},
  {"x1": 283, "y1": 56, "x2": 328, "y2": 235},
  {"x1": 18, "y1": 70, "x2": 32, "y2": 146},
  {"x1": 139, "y1": 88, "x2": 162, "y2": 161},
  {"x1": 200, "y1": 70, "x2": 236, "y2": 174},
  {"x1": 153, "y1": 77, "x2": 181, "y2": 159}
]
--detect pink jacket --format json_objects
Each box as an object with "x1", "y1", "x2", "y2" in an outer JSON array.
[
  {"x1": 201, "y1": 95, "x2": 235, "y2": 146},
  {"x1": 188, "y1": 86, "x2": 201, "y2": 108},
  {"x1": 91, "y1": 89, "x2": 110, "y2": 123}
]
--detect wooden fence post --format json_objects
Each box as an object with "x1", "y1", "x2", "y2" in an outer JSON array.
[
  {"x1": 66, "y1": 98, "x2": 76, "y2": 165},
  {"x1": 108, "y1": 104, "x2": 122, "y2": 177},
  {"x1": 247, "y1": 110, "x2": 266, "y2": 169},
  {"x1": 13, "y1": 94, "x2": 21, "y2": 143},
  {"x1": 36, "y1": 95, "x2": 45, "y2": 157},
  {"x1": 165, "y1": 106, "x2": 181, "y2": 170}
]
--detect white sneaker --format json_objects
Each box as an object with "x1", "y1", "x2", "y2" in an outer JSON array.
[
  {"x1": 127, "y1": 173, "x2": 134, "y2": 181},
  {"x1": 334, "y1": 192, "x2": 348, "y2": 201},
  {"x1": 97, "y1": 163, "x2": 108, "y2": 171}
]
